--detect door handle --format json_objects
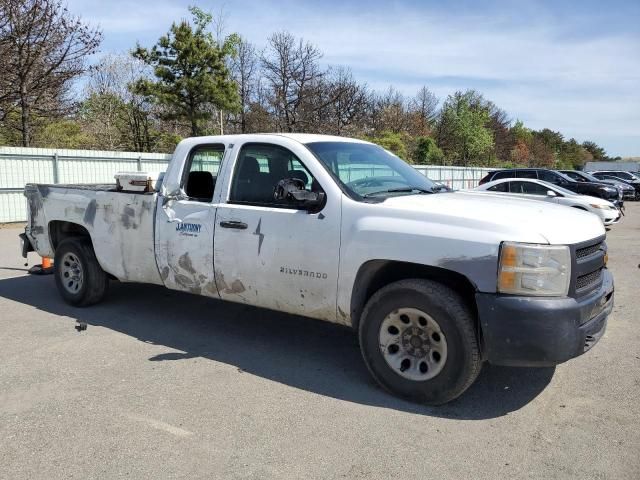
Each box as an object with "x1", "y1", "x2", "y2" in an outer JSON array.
[{"x1": 219, "y1": 220, "x2": 248, "y2": 230}]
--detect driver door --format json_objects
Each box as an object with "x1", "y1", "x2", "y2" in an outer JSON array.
[{"x1": 213, "y1": 140, "x2": 341, "y2": 321}]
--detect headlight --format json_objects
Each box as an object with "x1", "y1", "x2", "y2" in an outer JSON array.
[{"x1": 498, "y1": 242, "x2": 571, "y2": 296}]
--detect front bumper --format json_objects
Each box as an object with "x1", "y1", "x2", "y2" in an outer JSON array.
[
  {"x1": 602, "y1": 210, "x2": 621, "y2": 226},
  {"x1": 476, "y1": 269, "x2": 614, "y2": 367}
]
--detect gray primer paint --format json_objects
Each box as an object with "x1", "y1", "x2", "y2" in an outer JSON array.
[
  {"x1": 437, "y1": 254, "x2": 499, "y2": 292},
  {"x1": 83, "y1": 199, "x2": 97, "y2": 226}
]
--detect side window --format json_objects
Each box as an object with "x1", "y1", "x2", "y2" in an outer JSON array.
[
  {"x1": 516, "y1": 170, "x2": 538, "y2": 179},
  {"x1": 488, "y1": 182, "x2": 509, "y2": 192},
  {"x1": 184, "y1": 144, "x2": 225, "y2": 202},
  {"x1": 492, "y1": 170, "x2": 515, "y2": 180},
  {"x1": 537, "y1": 170, "x2": 558, "y2": 182},
  {"x1": 510, "y1": 181, "x2": 547, "y2": 195},
  {"x1": 229, "y1": 143, "x2": 319, "y2": 207}
]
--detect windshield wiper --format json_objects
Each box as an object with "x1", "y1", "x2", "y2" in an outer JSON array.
[{"x1": 363, "y1": 187, "x2": 434, "y2": 197}]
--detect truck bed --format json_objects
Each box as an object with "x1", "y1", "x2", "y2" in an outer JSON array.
[
  {"x1": 24, "y1": 183, "x2": 163, "y2": 285},
  {"x1": 28, "y1": 183, "x2": 150, "y2": 192}
]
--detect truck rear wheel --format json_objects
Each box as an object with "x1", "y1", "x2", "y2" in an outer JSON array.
[
  {"x1": 54, "y1": 237, "x2": 108, "y2": 306},
  {"x1": 359, "y1": 279, "x2": 481, "y2": 405}
]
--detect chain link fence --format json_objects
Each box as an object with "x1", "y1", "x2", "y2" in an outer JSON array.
[{"x1": 0, "y1": 146, "x2": 495, "y2": 223}]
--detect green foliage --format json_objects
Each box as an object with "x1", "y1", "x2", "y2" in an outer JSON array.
[
  {"x1": 131, "y1": 6, "x2": 239, "y2": 135},
  {"x1": 33, "y1": 120, "x2": 92, "y2": 149},
  {"x1": 582, "y1": 140, "x2": 607, "y2": 160},
  {"x1": 412, "y1": 136, "x2": 444, "y2": 164},
  {"x1": 558, "y1": 138, "x2": 592, "y2": 169},
  {"x1": 438, "y1": 91, "x2": 494, "y2": 165},
  {"x1": 367, "y1": 131, "x2": 408, "y2": 160},
  {"x1": 510, "y1": 120, "x2": 532, "y2": 144}
]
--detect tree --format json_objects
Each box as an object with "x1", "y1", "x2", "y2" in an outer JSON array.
[
  {"x1": 318, "y1": 67, "x2": 368, "y2": 135},
  {"x1": 261, "y1": 31, "x2": 324, "y2": 132},
  {"x1": 529, "y1": 136, "x2": 555, "y2": 167},
  {"x1": 132, "y1": 6, "x2": 239, "y2": 136},
  {"x1": 0, "y1": 0, "x2": 101, "y2": 146},
  {"x1": 33, "y1": 119, "x2": 90, "y2": 148},
  {"x1": 368, "y1": 131, "x2": 408, "y2": 160},
  {"x1": 510, "y1": 140, "x2": 531, "y2": 165},
  {"x1": 81, "y1": 54, "x2": 166, "y2": 151},
  {"x1": 436, "y1": 91, "x2": 494, "y2": 165},
  {"x1": 582, "y1": 140, "x2": 607, "y2": 160},
  {"x1": 230, "y1": 36, "x2": 258, "y2": 133},
  {"x1": 559, "y1": 138, "x2": 592, "y2": 169},
  {"x1": 408, "y1": 86, "x2": 438, "y2": 136},
  {"x1": 412, "y1": 136, "x2": 444, "y2": 164}
]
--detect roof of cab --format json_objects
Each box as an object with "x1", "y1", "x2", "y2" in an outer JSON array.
[
  {"x1": 270, "y1": 133, "x2": 369, "y2": 144},
  {"x1": 176, "y1": 133, "x2": 371, "y2": 148}
]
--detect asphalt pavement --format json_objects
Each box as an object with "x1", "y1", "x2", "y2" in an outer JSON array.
[{"x1": 0, "y1": 206, "x2": 638, "y2": 479}]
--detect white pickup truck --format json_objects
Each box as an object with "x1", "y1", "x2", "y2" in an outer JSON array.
[{"x1": 21, "y1": 134, "x2": 614, "y2": 404}]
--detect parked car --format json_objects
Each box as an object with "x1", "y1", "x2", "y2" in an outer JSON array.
[
  {"x1": 20, "y1": 134, "x2": 614, "y2": 405},
  {"x1": 474, "y1": 178, "x2": 621, "y2": 225},
  {"x1": 589, "y1": 171, "x2": 640, "y2": 200},
  {"x1": 559, "y1": 170, "x2": 636, "y2": 201},
  {"x1": 479, "y1": 168, "x2": 622, "y2": 207}
]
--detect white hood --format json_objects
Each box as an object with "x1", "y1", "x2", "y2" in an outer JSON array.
[{"x1": 381, "y1": 191, "x2": 605, "y2": 245}]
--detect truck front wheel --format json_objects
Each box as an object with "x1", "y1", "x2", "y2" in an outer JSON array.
[
  {"x1": 54, "y1": 237, "x2": 109, "y2": 306},
  {"x1": 359, "y1": 279, "x2": 481, "y2": 405}
]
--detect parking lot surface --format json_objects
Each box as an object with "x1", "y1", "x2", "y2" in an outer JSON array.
[{"x1": 1, "y1": 206, "x2": 639, "y2": 480}]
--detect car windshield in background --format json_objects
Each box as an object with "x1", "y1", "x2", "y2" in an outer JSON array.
[
  {"x1": 555, "y1": 171, "x2": 576, "y2": 182},
  {"x1": 579, "y1": 171, "x2": 605, "y2": 182},
  {"x1": 305, "y1": 142, "x2": 437, "y2": 200}
]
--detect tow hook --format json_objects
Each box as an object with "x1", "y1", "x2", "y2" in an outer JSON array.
[{"x1": 75, "y1": 321, "x2": 87, "y2": 332}]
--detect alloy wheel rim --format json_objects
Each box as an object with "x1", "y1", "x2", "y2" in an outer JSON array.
[{"x1": 379, "y1": 307, "x2": 448, "y2": 381}]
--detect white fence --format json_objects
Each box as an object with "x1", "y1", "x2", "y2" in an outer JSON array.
[{"x1": 0, "y1": 146, "x2": 494, "y2": 222}]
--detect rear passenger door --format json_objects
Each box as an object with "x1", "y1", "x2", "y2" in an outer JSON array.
[
  {"x1": 155, "y1": 144, "x2": 224, "y2": 297},
  {"x1": 213, "y1": 140, "x2": 341, "y2": 322}
]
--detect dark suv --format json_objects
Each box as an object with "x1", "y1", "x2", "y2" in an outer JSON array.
[
  {"x1": 559, "y1": 170, "x2": 637, "y2": 201},
  {"x1": 479, "y1": 168, "x2": 622, "y2": 206},
  {"x1": 589, "y1": 171, "x2": 640, "y2": 200}
]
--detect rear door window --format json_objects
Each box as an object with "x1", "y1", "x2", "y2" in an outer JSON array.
[
  {"x1": 491, "y1": 170, "x2": 515, "y2": 180},
  {"x1": 516, "y1": 170, "x2": 538, "y2": 179}
]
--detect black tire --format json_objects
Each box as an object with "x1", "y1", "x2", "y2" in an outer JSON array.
[
  {"x1": 54, "y1": 237, "x2": 109, "y2": 306},
  {"x1": 359, "y1": 279, "x2": 481, "y2": 405}
]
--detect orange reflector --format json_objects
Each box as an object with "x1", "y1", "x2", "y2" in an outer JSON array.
[
  {"x1": 498, "y1": 271, "x2": 516, "y2": 290},
  {"x1": 604, "y1": 253, "x2": 608, "y2": 266},
  {"x1": 501, "y1": 245, "x2": 518, "y2": 267},
  {"x1": 41, "y1": 257, "x2": 52, "y2": 268}
]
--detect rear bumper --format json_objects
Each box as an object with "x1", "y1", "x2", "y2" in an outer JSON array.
[{"x1": 477, "y1": 269, "x2": 614, "y2": 367}]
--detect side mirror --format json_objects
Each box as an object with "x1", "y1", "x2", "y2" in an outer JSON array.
[
  {"x1": 274, "y1": 178, "x2": 325, "y2": 211},
  {"x1": 546, "y1": 190, "x2": 557, "y2": 197}
]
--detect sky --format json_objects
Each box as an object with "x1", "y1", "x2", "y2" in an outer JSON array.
[{"x1": 67, "y1": 0, "x2": 640, "y2": 157}]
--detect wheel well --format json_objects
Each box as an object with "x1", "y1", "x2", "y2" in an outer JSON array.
[
  {"x1": 350, "y1": 260, "x2": 478, "y2": 332},
  {"x1": 48, "y1": 221, "x2": 91, "y2": 252}
]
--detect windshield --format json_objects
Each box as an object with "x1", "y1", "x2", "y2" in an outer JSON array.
[
  {"x1": 305, "y1": 141, "x2": 437, "y2": 200},
  {"x1": 579, "y1": 171, "x2": 603, "y2": 182},
  {"x1": 555, "y1": 171, "x2": 576, "y2": 183}
]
